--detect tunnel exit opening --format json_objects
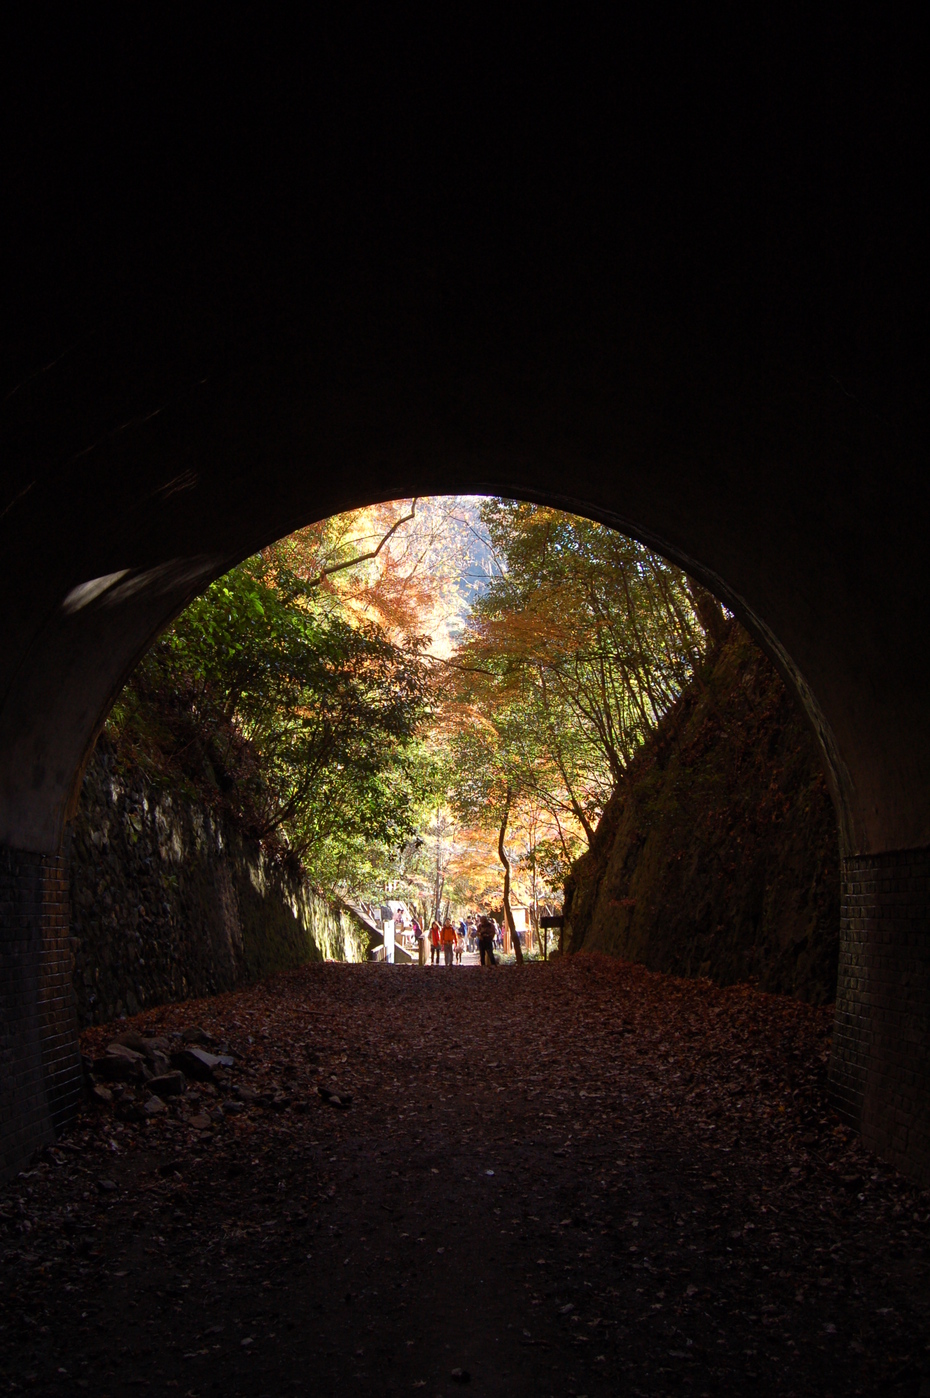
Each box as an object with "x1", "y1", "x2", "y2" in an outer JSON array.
[
  {"x1": 1, "y1": 472, "x2": 927, "y2": 1197},
  {"x1": 64, "y1": 494, "x2": 841, "y2": 1026}
]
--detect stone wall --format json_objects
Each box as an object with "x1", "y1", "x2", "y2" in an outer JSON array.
[
  {"x1": 67, "y1": 743, "x2": 369, "y2": 1026},
  {"x1": 563, "y1": 624, "x2": 840, "y2": 1003}
]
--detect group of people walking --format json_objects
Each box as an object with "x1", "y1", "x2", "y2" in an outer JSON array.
[{"x1": 409, "y1": 912, "x2": 502, "y2": 967}]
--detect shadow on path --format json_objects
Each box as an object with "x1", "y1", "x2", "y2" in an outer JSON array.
[{"x1": 2, "y1": 960, "x2": 928, "y2": 1395}]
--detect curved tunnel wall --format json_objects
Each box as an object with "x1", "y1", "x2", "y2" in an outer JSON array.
[
  {"x1": 0, "y1": 360, "x2": 927, "y2": 1182},
  {"x1": 1, "y1": 13, "x2": 926, "y2": 1178},
  {"x1": 0, "y1": 366, "x2": 916, "y2": 860}
]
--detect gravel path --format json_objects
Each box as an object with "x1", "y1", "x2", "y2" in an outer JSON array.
[{"x1": 1, "y1": 958, "x2": 928, "y2": 1396}]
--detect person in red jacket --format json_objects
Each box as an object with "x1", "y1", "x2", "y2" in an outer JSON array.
[
  {"x1": 440, "y1": 918, "x2": 457, "y2": 967},
  {"x1": 429, "y1": 920, "x2": 441, "y2": 965}
]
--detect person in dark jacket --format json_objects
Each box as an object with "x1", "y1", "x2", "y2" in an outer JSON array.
[
  {"x1": 412, "y1": 917, "x2": 428, "y2": 966},
  {"x1": 476, "y1": 912, "x2": 497, "y2": 967}
]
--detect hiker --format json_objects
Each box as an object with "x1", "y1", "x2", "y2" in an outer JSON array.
[
  {"x1": 454, "y1": 924, "x2": 465, "y2": 963},
  {"x1": 441, "y1": 917, "x2": 457, "y2": 966},
  {"x1": 429, "y1": 920, "x2": 442, "y2": 965},
  {"x1": 476, "y1": 911, "x2": 497, "y2": 967}
]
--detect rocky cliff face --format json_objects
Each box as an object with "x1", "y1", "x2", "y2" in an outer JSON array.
[
  {"x1": 67, "y1": 740, "x2": 369, "y2": 1025},
  {"x1": 562, "y1": 624, "x2": 840, "y2": 1003}
]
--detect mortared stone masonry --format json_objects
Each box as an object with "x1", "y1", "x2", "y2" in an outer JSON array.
[{"x1": 1, "y1": 745, "x2": 375, "y2": 1180}]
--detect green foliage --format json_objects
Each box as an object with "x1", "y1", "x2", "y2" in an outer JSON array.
[
  {"x1": 440, "y1": 501, "x2": 720, "y2": 911},
  {"x1": 108, "y1": 499, "x2": 723, "y2": 915},
  {"x1": 111, "y1": 551, "x2": 431, "y2": 880},
  {"x1": 563, "y1": 623, "x2": 840, "y2": 1001},
  {"x1": 458, "y1": 501, "x2": 714, "y2": 834}
]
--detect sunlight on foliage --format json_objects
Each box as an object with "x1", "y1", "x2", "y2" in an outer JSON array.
[{"x1": 107, "y1": 496, "x2": 723, "y2": 930}]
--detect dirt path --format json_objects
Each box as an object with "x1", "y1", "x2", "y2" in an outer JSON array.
[{"x1": 2, "y1": 959, "x2": 928, "y2": 1396}]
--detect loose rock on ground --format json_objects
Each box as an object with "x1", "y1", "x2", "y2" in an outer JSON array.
[{"x1": 1, "y1": 957, "x2": 928, "y2": 1396}]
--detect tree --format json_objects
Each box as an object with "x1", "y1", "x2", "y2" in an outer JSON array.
[
  {"x1": 450, "y1": 501, "x2": 718, "y2": 844},
  {"x1": 507, "y1": 800, "x2": 567, "y2": 959},
  {"x1": 446, "y1": 688, "x2": 549, "y2": 965},
  {"x1": 268, "y1": 495, "x2": 498, "y2": 650},
  {"x1": 110, "y1": 495, "x2": 725, "y2": 927},
  {"x1": 118, "y1": 548, "x2": 431, "y2": 880}
]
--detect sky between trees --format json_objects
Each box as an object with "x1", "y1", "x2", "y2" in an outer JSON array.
[{"x1": 110, "y1": 497, "x2": 723, "y2": 950}]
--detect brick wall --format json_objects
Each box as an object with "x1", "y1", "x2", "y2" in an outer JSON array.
[
  {"x1": 0, "y1": 847, "x2": 83, "y2": 1180},
  {"x1": 831, "y1": 849, "x2": 930, "y2": 1184}
]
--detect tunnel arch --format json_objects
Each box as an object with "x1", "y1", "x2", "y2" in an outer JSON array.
[
  {"x1": 1, "y1": 5, "x2": 927, "y2": 1181},
  {"x1": 1, "y1": 358, "x2": 928, "y2": 1187},
  {"x1": 0, "y1": 442, "x2": 868, "y2": 865},
  {"x1": 58, "y1": 489, "x2": 846, "y2": 1026},
  {"x1": 46, "y1": 481, "x2": 856, "y2": 863}
]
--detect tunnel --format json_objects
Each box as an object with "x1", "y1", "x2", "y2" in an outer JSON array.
[{"x1": 1, "y1": 15, "x2": 926, "y2": 1188}]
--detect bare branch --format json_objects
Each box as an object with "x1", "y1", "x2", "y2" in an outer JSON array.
[{"x1": 306, "y1": 500, "x2": 418, "y2": 588}]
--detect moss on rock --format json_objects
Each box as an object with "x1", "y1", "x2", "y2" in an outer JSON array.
[
  {"x1": 68, "y1": 740, "x2": 369, "y2": 1026},
  {"x1": 562, "y1": 624, "x2": 840, "y2": 1003}
]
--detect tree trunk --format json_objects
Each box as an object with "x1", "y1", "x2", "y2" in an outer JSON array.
[
  {"x1": 531, "y1": 857, "x2": 543, "y2": 960},
  {"x1": 434, "y1": 804, "x2": 443, "y2": 923},
  {"x1": 498, "y1": 802, "x2": 523, "y2": 965},
  {"x1": 685, "y1": 579, "x2": 728, "y2": 652}
]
